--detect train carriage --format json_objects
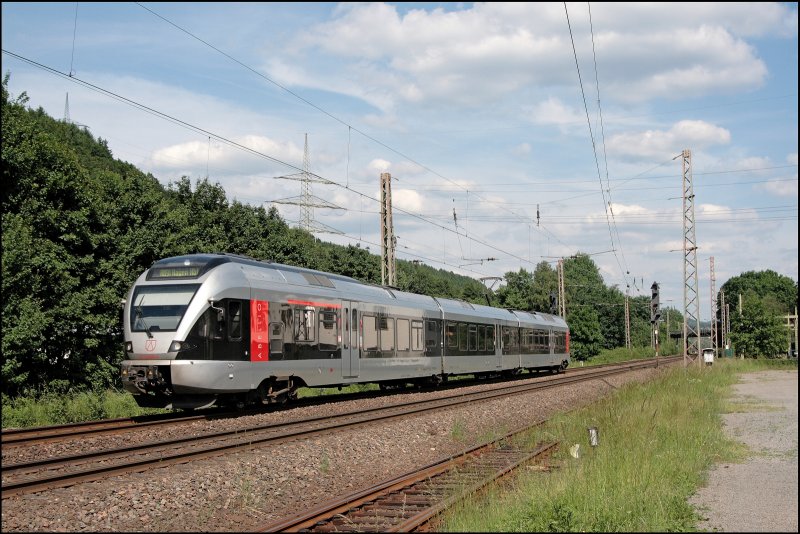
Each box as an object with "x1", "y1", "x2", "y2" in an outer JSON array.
[{"x1": 120, "y1": 253, "x2": 569, "y2": 409}]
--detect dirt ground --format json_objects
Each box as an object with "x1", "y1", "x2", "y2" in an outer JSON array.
[{"x1": 690, "y1": 369, "x2": 798, "y2": 532}]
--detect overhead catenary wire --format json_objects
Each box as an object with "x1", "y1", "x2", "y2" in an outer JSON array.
[
  {"x1": 340, "y1": 165, "x2": 798, "y2": 193},
  {"x1": 2, "y1": 49, "x2": 561, "y2": 272},
  {"x1": 133, "y1": 2, "x2": 578, "y2": 260},
  {"x1": 564, "y1": 1, "x2": 628, "y2": 288},
  {"x1": 68, "y1": 2, "x2": 79, "y2": 76},
  {"x1": 588, "y1": 1, "x2": 631, "y2": 281}
]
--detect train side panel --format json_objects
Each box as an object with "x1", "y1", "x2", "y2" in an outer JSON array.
[{"x1": 121, "y1": 254, "x2": 570, "y2": 409}]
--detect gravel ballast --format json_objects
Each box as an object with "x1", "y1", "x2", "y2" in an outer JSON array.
[{"x1": 2, "y1": 366, "x2": 670, "y2": 532}]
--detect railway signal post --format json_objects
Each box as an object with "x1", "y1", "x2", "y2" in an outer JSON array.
[{"x1": 651, "y1": 282, "x2": 661, "y2": 359}]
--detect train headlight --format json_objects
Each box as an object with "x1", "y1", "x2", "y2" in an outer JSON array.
[
  {"x1": 121, "y1": 367, "x2": 128, "y2": 377},
  {"x1": 125, "y1": 342, "x2": 133, "y2": 353},
  {"x1": 168, "y1": 340, "x2": 185, "y2": 352}
]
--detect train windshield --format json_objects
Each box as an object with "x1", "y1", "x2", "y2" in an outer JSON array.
[{"x1": 130, "y1": 284, "x2": 200, "y2": 333}]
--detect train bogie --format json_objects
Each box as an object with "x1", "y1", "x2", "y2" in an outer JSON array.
[{"x1": 120, "y1": 253, "x2": 569, "y2": 409}]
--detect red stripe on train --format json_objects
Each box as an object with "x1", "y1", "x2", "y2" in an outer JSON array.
[{"x1": 250, "y1": 300, "x2": 269, "y2": 362}]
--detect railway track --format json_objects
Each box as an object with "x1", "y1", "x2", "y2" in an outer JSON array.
[
  {"x1": 0, "y1": 390, "x2": 395, "y2": 448},
  {"x1": 2, "y1": 357, "x2": 678, "y2": 499},
  {"x1": 1, "y1": 358, "x2": 665, "y2": 448},
  {"x1": 1, "y1": 412, "x2": 211, "y2": 447},
  {"x1": 259, "y1": 428, "x2": 558, "y2": 532},
  {"x1": 256, "y1": 358, "x2": 680, "y2": 532}
]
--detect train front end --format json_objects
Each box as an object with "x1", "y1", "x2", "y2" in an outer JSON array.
[{"x1": 119, "y1": 254, "x2": 243, "y2": 410}]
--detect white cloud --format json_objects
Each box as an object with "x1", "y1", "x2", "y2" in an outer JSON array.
[
  {"x1": 368, "y1": 159, "x2": 392, "y2": 173},
  {"x1": 511, "y1": 143, "x2": 532, "y2": 157},
  {"x1": 607, "y1": 120, "x2": 730, "y2": 161},
  {"x1": 393, "y1": 188, "x2": 425, "y2": 213},
  {"x1": 527, "y1": 97, "x2": 584, "y2": 127},
  {"x1": 271, "y1": 2, "x2": 794, "y2": 111},
  {"x1": 758, "y1": 179, "x2": 798, "y2": 197},
  {"x1": 150, "y1": 135, "x2": 304, "y2": 176}
]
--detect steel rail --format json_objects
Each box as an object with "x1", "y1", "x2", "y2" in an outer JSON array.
[
  {"x1": 259, "y1": 429, "x2": 558, "y2": 532},
  {"x1": 1, "y1": 357, "x2": 660, "y2": 447},
  {"x1": 2, "y1": 357, "x2": 677, "y2": 498}
]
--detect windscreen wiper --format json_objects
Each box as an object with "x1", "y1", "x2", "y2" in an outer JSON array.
[{"x1": 135, "y1": 296, "x2": 154, "y2": 339}]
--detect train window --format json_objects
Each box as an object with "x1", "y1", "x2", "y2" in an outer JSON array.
[
  {"x1": 425, "y1": 319, "x2": 441, "y2": 353},
  {"x1": 411, "y1": 320, "x2": 423, "y2": 351},
  {"x1": 468, "y1": 324, "x2": 477, "y2": 352},
  {"x1": 502, "y1": 326, "x2": 512, "y2": 348},
  {"x1": 487, "y1": 325, "x2": 495, "y2": 351},
  {"x1": 397, "y1": 319, "x2": 410, "y2": 351},
  {"x1": 446, "y1": 322, "x2": 457, "y2": 348},
  {"x1": 363, "y1": 315, "x2": 378, "y2": 354},
  {"x1": 130, "y1": 284, "x2": 199, "y2": 333},
  {"x1": 352, "y1": 308, "x2": 358, "y2": 349},
  {"x1": 318, "y1": 309, "x2": 338, "y2": 351},
  {"x1": 228, "y1": 301, "x2": 242, "y2": 341},
  {"x1": 320, "y1": 310, "x2": 337, "y2": 327},
  {"x1": 477, "y1": 325, "x2": 485, "y2": 351},
  {"x1": 537, "y1": 329, "x2": 549, "y2": 353},
  {"x1": 380, "y1": 317, "x2": 395, "y2": 354},
  {"x1": 269, "y1": 322, "x2": 284, "y2": 355},
  {"x1": 343, "y1": 308, "x2": 349, "y2": 349},
  {"x1": 293, "y1": 308, "x2": 315, "y2": 343},
  {"x1": 458, "y1": 323, "x2": 468, "y2": 352}
]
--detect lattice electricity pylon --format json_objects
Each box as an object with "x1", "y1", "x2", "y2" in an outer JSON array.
[
  {"x1": 380, "y1": 172, "x2": 396, "y2": 287},
  {"x1": 720, "y1": 290, "x2": 727, "y2": 351},
  {"x1": 710, "y1": 256, "x2": 717, "y2": 358},
  {"x1": 272, "y1": 133, "x2": 342, "y2": 234},
  {"x1": 681, "y1": 149, "x2": 700, "y2": 367},
  {"x1": 624, "y1": 292, "x2": 631, "y2": 350},
  {"x1": 557, "y1": 259, "x2": 566, "y2": 318}
]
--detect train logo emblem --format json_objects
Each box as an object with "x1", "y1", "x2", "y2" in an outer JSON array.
[{"x1": 145, "y1": 339, "x2": 157, "y2": 352}]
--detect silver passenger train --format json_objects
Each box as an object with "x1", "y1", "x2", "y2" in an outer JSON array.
[{"x1": 120, "y1": 253, "x2": 570, "y2": 409}]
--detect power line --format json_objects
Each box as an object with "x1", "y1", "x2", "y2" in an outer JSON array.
[
  {"x1": 134, "y1": 3, "x2": 578, "y2": 261},
  {"x1": 588, "y1": 1, "x2": 628, "y2": 276},
  {"x1": 1, "y1": 49, "x2": 554, "y2": 273},
  {"x1": 342, "y1": 163, "x2": 798, "y2": 189},
  {"x1": 564, "y1": 1, "x2": 628, "y2": 287}
]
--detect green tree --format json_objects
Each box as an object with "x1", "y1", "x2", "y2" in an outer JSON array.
[
  {"x1": 496, "y1": 268, "x2": 535, "y2": 310},
  {"x1": 531, "y1": 261, "x2": 557, "y2": 313},
  {"x1": 729, "y1": 293, "x2": 789, "y2": 358},
  {"x1": 2, "y1": 75, "x2": 114, "y2": 394},
  {"x1": 720, "y1": 270, "x2": 797, "y2": 316},
  {"x1": 567, "y1": 306, "x2": 604, "y2": 361}
]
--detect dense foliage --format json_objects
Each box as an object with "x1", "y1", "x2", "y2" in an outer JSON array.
[
  {"x1": 721, "y1": 270, "x2": 797, "y2": 358},
  {"x1": 720, "y1": 270, "x2": 797, "y2": 316},
  {"x1": 0, "y1": 75, "x2": 485, "y2": 397}
]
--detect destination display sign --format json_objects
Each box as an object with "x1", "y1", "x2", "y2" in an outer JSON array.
[{"x1": 149, "y1": 266, "x2": 201, "y2": 279}]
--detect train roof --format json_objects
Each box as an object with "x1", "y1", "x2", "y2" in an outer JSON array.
[
  {"x1": 148, "y1": 253, "x2": 360, "y2": 284},
  {"x1": 511, "y1": 310, "x2": 568, "y2": 328},
  {"x1": 148, "y1": 253, "x2": 567, "y2": 327}
]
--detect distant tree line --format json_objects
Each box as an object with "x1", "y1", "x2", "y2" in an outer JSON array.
[{"x1": 2, "y1": 74, "x2": 795, "y2": 398}]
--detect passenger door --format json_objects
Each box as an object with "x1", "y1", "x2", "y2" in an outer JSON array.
[{"x1": 342, "y1": 301, "x2": 360, "y2": 378}]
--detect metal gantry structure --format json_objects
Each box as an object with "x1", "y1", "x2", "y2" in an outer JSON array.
[
  {"x1": 380, "y1": 172, "x2": 397, "y2": 287},
  {"x1": 709, "y1": 256, "x2": 717, "y2": 358},
  {"x1": 681, "y1": 149, "x2": 701, "y2": 367},
  {"x1": 720, "y1": 289, "x2": 727, "y2": 353},
  {"x1": 624, "y1": 292, "x2": 631, "y2": 350},
  {"x1": 272, "y1": 134, "x2": 343, "y2": 235},
  {"x1": 557, "y1": 258, "x2": 566, "y2": 318}
]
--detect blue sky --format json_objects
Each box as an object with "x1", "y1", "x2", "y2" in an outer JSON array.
[{"x1": 2, "y1": 2, "x2": 798, "y2": 318}]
